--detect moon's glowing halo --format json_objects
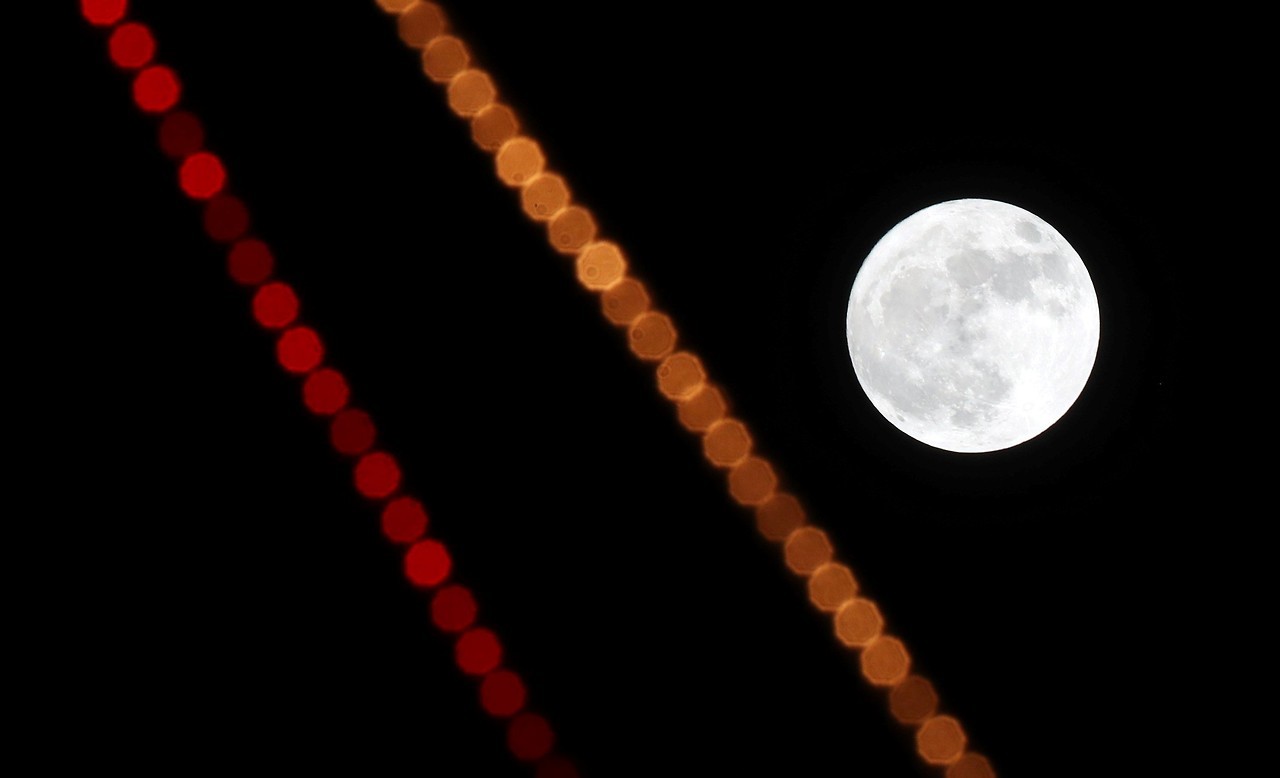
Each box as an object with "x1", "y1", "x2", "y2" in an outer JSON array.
[{"x1": 846, "y1": 199, "x2": 1100, "y2": 453}]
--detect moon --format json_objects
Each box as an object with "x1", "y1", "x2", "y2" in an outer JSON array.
[{"x1": 845, "y1": 199, "x2": 1100, "y2": 453}]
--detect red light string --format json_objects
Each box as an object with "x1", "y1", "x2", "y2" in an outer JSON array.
[{"x1": 81, "y1": 2, "x2": 577, "y2": 774}]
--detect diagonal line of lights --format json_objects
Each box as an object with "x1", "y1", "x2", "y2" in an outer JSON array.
[
  {"x1": 80, "y1": 2, "x2": 580, "y2": 775},
  {"x1": 373, "y1": 1, "x2": 997, "y2": 775}
]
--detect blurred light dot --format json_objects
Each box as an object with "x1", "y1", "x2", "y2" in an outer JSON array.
[
  {"x1": 431, "y1": 584, "x2": 477, "y2": 632},
  {"x1": 480, "y1": 669, "x2": 527, "y2": 718},
  {"x1": 917, "y1": 716, "x2": 967, "y2": 765},
  {"x1": 947, "y1": 753, "x2": 996, "y2": 778},
  {"x1": 456, "y1": 628, "x2": 503, "y2": 675},
  {"x1": 405, "y1": 538, "x2": 451, "y2": 587},
  {"x1": 276, "y1": 326, "x2": 324, "y2": 374},
  {"x1": 576, "y1": 242, "x2": 626, "y2": 290},
  {"x1": 521, "y1": 174, "x2": 570, "y2": 221},
  {"x1": 81, "y1": 0, "x2": 126, "y2": 26},
  {"x1": 703, "y1": 418, "x2": 751, "y2": 467},
  {"x1": 252, "y1": 281, "x2": 300, "y2": 329},
  {"x1": 382, "y1": 496, "x2": 429, "y2": 544},
  {"x1": 397, "y1": 1, "x2": 446, "y2": 47},
  {"x1": 227, "y1": 238, "x2": 274, "y2": 285},
  {"x1": 447, "y1": 69, "x2": 496, "y2": 117},
  {"x1": 495, "y1": 137, "x2": 545, "y2": 186},
  {"x1": 656, "y1": 352, "x2": 705, "y2": 400},
  {"x1": 203, "y1": 194, "x2": 250, "y2": 242},
  {"x1": 889, "y1": 675, "x2": 939, "y2": 725},
  {"x1": 784, "y1": 526, "x2": 833, "y2": 574},
  {"x1": 108, "y1": 22, "x2": 155, "y2": 69},
  {"x1": 158, "y1": 111, "x2": 204, "y2": 159},
  {"x1": 507, "y1": 713, "x2": 555, "y2": 762},
  {"x1": 471, "y1": 104, "x2": 520, "y2": 151},
  {"x1": 808, "y1": 562, "x2": 857, "y2": 611},
  {"x1": 755, "y1": 492, "x2": 806, "y2": 541},
  {"x1": 355, "y1": 451, "x2": 401, "y2": 499},
  {"x1": 179, "y1": 152, "x2": 226, "y2": 200},
  {"x1": 628, "y1": 312, "x2": 676, "y2": 361},
  {"x1": 728, "y1": 456, "x2": 778, "y2": 506},
  {"x1": 330, "y1": 408, "x2": 376, "y2": 455},
  {"x1": 548, "y1": 207, "x2": 597, "y2": 254},
  {"x1": 861, "y1": 635, "x2": 911, "y2": 687},
  {"x1": 535, "y1": 757, "x2": 580, "y2": 778},
  {"x1": 302, "y1": 367, "x2": 350, "y2": 415},
  {"x1": 677, "y1": 384, "x2": 727, "y2": 432},
  {"x1": 422, "y1": 35, "x2": 469, "y2": 83},
  {"x1": 600, "y1": 277, "x2": 651, "y2": 325},
  {"x1": 835, "y1": 597, "x2": 884, "y2": 648},
  {"x1": 376, "y1": 0, "x2": 417, "y2": 12},
  {"x1": 132, "y1": 65, "x2": 180, "y2": 113}
]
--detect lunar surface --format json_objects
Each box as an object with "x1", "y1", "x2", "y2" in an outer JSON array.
[{"x1": 846, "y1": 199, "x2": 1099, "y2": 453}]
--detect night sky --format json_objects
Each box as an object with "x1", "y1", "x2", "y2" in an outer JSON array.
[{"x1": 37, "y1": 2, "x2": 1239, "y2": 775}]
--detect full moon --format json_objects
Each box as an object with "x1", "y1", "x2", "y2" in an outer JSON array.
[{"x1": 846, "y1": 199, "x2": 1099, "y2": 453}]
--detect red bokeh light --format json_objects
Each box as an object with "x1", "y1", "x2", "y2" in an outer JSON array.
[
  {"x1": 132, "y1": 65, "x2": 180, "y2": 113},
  {"x1": 535, "y1": 756, "x2": 580, "y2": 778},
  {"x1": 276, "y1": 326, "x2": 324, "y2": 374},
  {"x1": 405, "y1": 539, "x2": 451, "y2": 587},
  {"x1": 227, "y1": 238, "x2": 274, "y2": 286},
  {"x1": 455, "y1": 628, "x2": 502, "y2": 676},
  {"x1": 354, "y1": 451, "x2": 401, "y2": 499},
  {"x1": 430, "y1": 584, "x2": 476, "y2": 632},
  {"x1": 303, "y1": 367, "x2": 349, "y2": 415},
  {"x1": 329, "y1": 408, "x2": 376, "y2": 455},
  {"x1": 203, "y1": 194, "x2": 250, "y2": 242},
  {"x1": 158, "y1": 111, "x2": 204, "y2": 159},
  {"x1": 480, "y1": 669, "x2": 527, "y2": 718},
  {"x1": 81, "y1": 0, "x2": 127, "y2": 26},
  {"x1": 252, "y1": 281, "x2": 300, "y2": 329},
  {"x1": 179, "y1": 152, "x2": 226, "y2": 200},
  {"x1": 108, "y1": 22, "x2": 155, "y2": 69},
  {"x1": 507, "y1": 713, "x2": 555, "y2": 762},
  {"x1": 381, "y1": 496, "x2": 428, "y2": 544}
]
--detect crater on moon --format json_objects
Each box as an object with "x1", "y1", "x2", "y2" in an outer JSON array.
[{"x1": 846, "y1": 199, "x2": 1099, "y2": 453}]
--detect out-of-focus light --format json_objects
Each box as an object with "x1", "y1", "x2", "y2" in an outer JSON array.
[
  {"x1": 521, "y1": 174, "x2": 570, "y2": 221},
  {"x1": 397, "y1": 1, "x2": 446, "y2": 47},
  {"x1": 329, "y1": 408, "x2": 376, "y2": 455},
  {"x1": 447, "y1": 69, "x2": 496, "y2": 117},
  {"x1": 354, "y1": 451, "x2": 401, "y2": 499},
  {"x1": 535, "y1": 756, "x2": 581, "y2": 778},
  {"x1": 178, "y1": 152, "x2": 226, "y2": 200},
  {"x1": 108, "y1": 22, "x2": 155, "y2": 69},
  {"x1": 456, "y1": 628, "x2": 503, "y2": 675},
  {"x1": 422, "y1": 36, "x2": 470, "y2": 83},
  {"x1": 600, "y1": 277, "x2": 650, "y2": 325},
  {"x1": 861, "y1": 635, "x2": 911, "y2": 686},
  {"x1": 628, "y1": 312, "x2": 676, "y2": 361},
  {"x1": 807, "y1": 562, "x2": 857, "y2": 611},
  {"x1": 132, "y1": 65, "x2": 180, "y2": 113},
  {"x1": 81, "y1": 0, "x2": 127, "y2": 27},
  {"x1": 495, "y1": 137, "x2": 545, "y2": 186},
  {"x1": 203, "y1": 194, "x2": 250, "y2": 242},
  {"x1": 834, "y1": 598, "x2": 884, "y2": 648},
  {"x1": 376, "y1": 0, "x2": 418, "y2": 12},
  {"x1": 727, "y1": 456, "x2": 777, "y2": 506},
  {"x1": 276, "y1": 326, "x2": 324, "y2": 374},
  {"x1": 656, "y1": 352, "x2": 706, "y2": 400},
  {"x1": 158, "y1": 111, "x2": 204, "y2": 159},
  {"x1": 703, "y1": 418, "x2": 751, "y2": 467},
  {"x1": 755, "y1": 492, "x2": 806, "y2": 541},
  {"x1": 381, "y1": 496, "x2": 429, "y2": 544},
  {"x1": 889, "y1": 675, "x2": 939, "y2": 724},
  {"x1": 507, "y1": 712, "x2": 555, "y2": 762},
  {"x1": 946, "y1": 753, "x2": 995, "y2": 778},
  {"x1": 405, "y1": 538, "x2": 452, "y2": 587},
  {"x1": 227, "y1": 238, "x2": 274, "y2": 286},
  {"x1": 677, "y1": 385, "x2": 727, "y2": 432},
  {"x1": 784, "y1": 526, "x2": 833, "y2": 574},
  {"x1": 548, "y1": 207, "x2": 597, "y2": 254},
  {"x1": 480, "y1": 669, "x2": 527, "y2": 717},
  {"x1": 576, "y1": 242, "x2": 626, "y2": 290},
  {"x1": 916, "y1": 715, "x2": 967, "y2": 765},
  {"x1": 431, "y1": 584, "x2": 477, "y2": 632},
  {"x1": 252, "y1": 281, "x2": 300, "y2": 330},
  {"x1": 302, "y1": 368, "x2": 350, "y2": 416},
  {"x1": 471, "y1": 104, "x2": 520, "y2": 151}
]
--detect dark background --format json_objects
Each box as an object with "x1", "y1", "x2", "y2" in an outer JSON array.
[{"x1": 35, "y1": 1, "x2": 1239, "y2": 775}]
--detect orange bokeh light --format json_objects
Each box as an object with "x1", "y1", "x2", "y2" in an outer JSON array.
[
  {"x1": 889, "y1": 674, "x2": 939, "y2": 724},
  {"x1": 548, "y1": 206, "x2": 598, "y2": 254},
  {"x1": 496, "y1": 137, "x2": 546, "y2": 186},
  {"x1": 727, "y1": 456, "x2": 777, "y2": 506},
  {"x1": 376, "y1": 0, "x2": 418, "y2": 12},
  {"x1": 807, "y1": 562, "x2": 858, "y2": 611},
  {"x1": 600, "y1": 277, "x2": 651, "y2": 325},
  {"x1": 397, "y1": 1, "x2": 446, "y2": 48},
  {"x1": 861, "y1": 635, "x2": 911, "y2": 687},
  {"x1": 755, "y1": 492, "x2": 806, "y2": 541},
  {"x1": 422, "y1": 35, "x2": 470, "y2": 83},
  {"x1": 628, "y1": 312, "x2": 677, "y2": 361},
  {"x1": 834, "y1": 598, "x2": 884, "y2": 648},
  {"x1": 783, "y1": 526, "x2": 833, "y2": 574},
  {"x1": 471, "y1": 104, "x2": 520, "y2": 151},
  {"x1": 917, "y1": 715, "x2": 968, "y2": 765},
  {"x1": 947, "y1": 753, "x2": 996, "y2": 778},
  {"x1": 703, "y1": 418, "x2": 751, "y2": 467},
  {"x1": 521, "y1": 174, "x2": 571, "y2": 221},
  {"x1": 677, "y1": 384, "x2": 727, "y2": 432},
  {"x1": 576, "y1": 242, "x2": 627, "y2": 290},
  {"x1": 447, "y1": 69, "x2": 497, "y2": 117},
  {"x1": 656, "y1": 352, "x2": 706, "y2": 400}
]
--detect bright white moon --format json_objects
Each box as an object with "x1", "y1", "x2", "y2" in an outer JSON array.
[{"x1": 846, "y1": 199, "x2": 1099, "y2": 453}]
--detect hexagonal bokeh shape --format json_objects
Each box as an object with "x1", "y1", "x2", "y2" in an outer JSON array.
[
  {"x1": 702, "y1": 418, "x2": 751, "y2": 467},
  {"x1": 496, "y1": 137, "x2": 545, "y2": 186},
  {"x1": 447, "y1": 69, "x2": 496, "y2": 117},
  {"x1": 784, "y1": 526, "x2": 833, "y2": 574},
  {"x1": 472, "y1": 104, "x2": 520, "y2": 151},
  {"x1": 521, "y1": 173, "x2": 571, "y2": 221},
  {"x1": 422, "y1": 35, "x2": 470, "y2": 83},
  {"x1": 628, "y1": 312, "x2": 677, "y2": 361},
  {"x1": 548, "y1": 206, "x2": 597, "y2": 254},
  {"x1": 917, "y1": 715, "x2": 967, "y2": 765},
  {"x1": 946, "y1": 753, "x2": 995, "y2": 778},
  {"x1": 860, "y1": 635, "x2": 911, "y2": 687},
  {"x1": 755, "y1": 492, "x2": 806, "y2": 541},
  {"x1": 677, "y1": 385, "x2": 727, "y2": 432},
  {"x1": 834, "y1": 598, "x2": 884, "y2": 647},
  {"x1": 728, "y1": 456, "x2": 777, "y2": 506},
  {"x1": 807, "y1": 562, "x2": 857, "y2": 611},
  {"x1": 657, "y1": 352, "x2": 706, "y2": 400},
  {"x1": 888, "y1": 674, "x2": 939, "y2": 724},
  {"x1": 601, "y1": 277, "x2": 650, "y2": 325},
  {"x1": 397, "y1": 2, "x2": 446, "y2": 48}
]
